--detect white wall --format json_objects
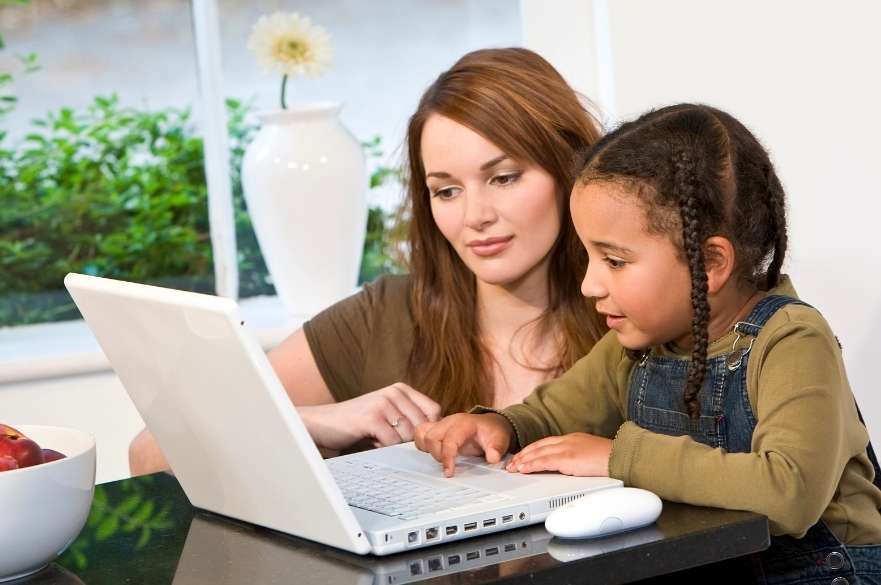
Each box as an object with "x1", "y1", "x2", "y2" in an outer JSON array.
[{"x1": 523, "y1": 0, "x2": 881, "y2": 444}]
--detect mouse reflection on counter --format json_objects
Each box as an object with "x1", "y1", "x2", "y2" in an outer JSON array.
[
  {"x1": 547, "y1": 525, "x2": 665, "y2": 562},
  {"x1": 545, "y1": 487, "x2": 662, "y2": 539}
]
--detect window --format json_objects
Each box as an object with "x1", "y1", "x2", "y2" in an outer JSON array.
[
  {"x1": 1, "y1": 0, "x2": 235, "y2": 329},
  {"x1": 0, "y1": 0, "x2": 519, "y2": 379}
]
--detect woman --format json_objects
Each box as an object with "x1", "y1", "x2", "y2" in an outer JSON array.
[{"x1": 129, "y1": 47, "x2": 607, "y2": 474}]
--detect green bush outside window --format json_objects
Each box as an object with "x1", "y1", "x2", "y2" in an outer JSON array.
[{"x1": 0, "y1": 94, "x2": 404, "y2": 327}]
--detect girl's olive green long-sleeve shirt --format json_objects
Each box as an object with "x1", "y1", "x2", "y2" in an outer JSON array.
[{"x1": 493, "y1": 279, "x2": 881, "y2": 544}]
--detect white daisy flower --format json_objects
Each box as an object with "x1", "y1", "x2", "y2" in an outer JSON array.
[{"x1": 247, "y1": 12, "x2": 333, "y2": 78}]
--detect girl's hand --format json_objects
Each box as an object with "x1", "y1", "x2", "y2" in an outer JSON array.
[
  {"x1": 506, "y1": 432, "x2": 612, "y2": 477},
  {"x1": 415, "y1": 413, "x2": 514, "y2": 477},
  {"x1": 300, "y1": 383, "x2": 442, "y2": 452}
]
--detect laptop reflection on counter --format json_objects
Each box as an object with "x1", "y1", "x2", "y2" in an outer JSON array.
[{"x1": 171, "y1": 512, "x2": 665, "y2": 585}]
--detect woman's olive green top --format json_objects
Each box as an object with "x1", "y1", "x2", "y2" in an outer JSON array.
[
  {"x1": 303, "y1": 275, "x2": 414, "y2": 402},
  {"x1": 491, "y1": 278, "x2": 881, "y2": 545}
]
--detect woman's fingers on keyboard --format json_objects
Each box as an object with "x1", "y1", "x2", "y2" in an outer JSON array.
[
  {"x1": 393, "y1": 383, "x2": 442, "y2": 422},
  {"x1": 371, "y1": 404, "x2": 406, "y2": 446}
]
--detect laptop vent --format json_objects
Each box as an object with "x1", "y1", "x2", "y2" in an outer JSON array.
[{"x1": 548, "y1": 492, "x2": 586, "y2": 510}]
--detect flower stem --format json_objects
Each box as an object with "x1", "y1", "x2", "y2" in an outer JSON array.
[{"x1": 281, "y1": 74, "x2": 288, "y2": 109}]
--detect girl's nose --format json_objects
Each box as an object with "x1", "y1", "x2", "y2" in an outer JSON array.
[
  {"x1": 581, "y1": 259, "x2": 606, "y2": 298},
  {"x1": 464, "y1": 192, "x2": 497, "y2": 231}
]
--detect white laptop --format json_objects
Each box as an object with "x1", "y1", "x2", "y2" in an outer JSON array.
[{"x1": 65, "y1": 273, "x2": 621, "y2": 555}]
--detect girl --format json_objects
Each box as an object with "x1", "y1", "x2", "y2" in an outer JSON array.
[
  {"x1": 416, "y1": 104, "x2": 881, "y2": 583},
  {"x1": 129, "y1": 47, "x2": 607, "y2": 474}
]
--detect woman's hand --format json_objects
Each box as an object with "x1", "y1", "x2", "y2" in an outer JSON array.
[
  {"x1": 129, "y1": 427, "x2": 170, "y2": 476},
  {"x1": 300, "y1": 383, "x2": 442, "y2": 452},
  {"x1": 505, "y1": 432, "x2": 612, "y2": 477},
  {"x1": 415, "y1": 413, "x2": 514, "y2": 477}
]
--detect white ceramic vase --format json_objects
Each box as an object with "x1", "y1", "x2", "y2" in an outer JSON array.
[{"x1": 242, "y1": 103, "x2": 367, "y2": 316}]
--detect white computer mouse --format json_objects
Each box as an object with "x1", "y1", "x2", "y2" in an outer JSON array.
[{"x1": 545, "y1": 487, "x2": 662, "y2": 539}]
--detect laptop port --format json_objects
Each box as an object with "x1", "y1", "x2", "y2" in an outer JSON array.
[
  {"x1": 482, "y1": 518, "x2": 496, "y2": 528},
  {"x1": 486, "y1": 546, "x2": 499, "y2": 556},
  {"x1": 448, "y1": 554, "x2": 461, "y2": 565},
  {"x1": 519, "y1": 512, "x2": 526, "y2": 520},
  {"x1": 410, "y1": 561, "x2": 423, "y2": 576},
  {"x1": 464, "y1": 522, "x2": 478, "y2": 531},
  {"x1": 501, "y1": 514, "x2": 514, "y2": 523},
  {"x1": 445, "y1": 525, "x2": 458, "y2": 536},
  {"x1": 466, "y1": 551, "x2": 480, "y2": 561},
  {"x1": 425, "y1": 526, "x2": 439, "y2": 540},
  {"x1": 504, "y1": 543, "x2": 516, "y2": 552},
  {"x1": 427, "y1": 557, "x2": 443, "y2": 572},
  {"x1": 407, "y1": 531, "x2": 419, "y2": 544}
]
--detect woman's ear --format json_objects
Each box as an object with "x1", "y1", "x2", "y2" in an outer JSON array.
[{"x1": 703, "y1": 236, "x2": 736, "y2": 295}]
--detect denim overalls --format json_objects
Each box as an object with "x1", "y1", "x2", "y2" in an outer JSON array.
[{"x1": 627, "y1": 295, "x2": 881, "y2": 584}]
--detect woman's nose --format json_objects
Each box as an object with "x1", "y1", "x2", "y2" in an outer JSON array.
[{"x1": 464, "y1": 192, "x2": 497, "y2": 230}]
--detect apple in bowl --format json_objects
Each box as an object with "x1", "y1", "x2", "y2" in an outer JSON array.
[
  {"x1": 0, "y1": 424, "x2": 68, "y2": 471},
  {"x1": 0, "y1": 424, "x2": 95, "y2": 582}
]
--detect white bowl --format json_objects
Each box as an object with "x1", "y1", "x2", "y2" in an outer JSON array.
[{"x1": 0, "y1": 425, "x2": 96, "y2": 582}]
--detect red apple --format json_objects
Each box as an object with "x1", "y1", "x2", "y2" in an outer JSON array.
[
  {"x1": 0, "y1": 424, "x2": 44, "y2": 469},
  {"x1": 0, "y1": 423, "x2": 25, "y2": 438},
  {"x1": 0, "y1": 455, "x2": 19, "y2": 471},
  {"x1": 41, "y1": 448, "x2": 66, "y2": 463}
]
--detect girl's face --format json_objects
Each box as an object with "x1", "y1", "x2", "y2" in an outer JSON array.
[
  {"x1": 421, "y1": 114, "x2": 561, "y2": 289},
  {"x1": 571, "y1": 182, "x2": 694, "y2": 350}
]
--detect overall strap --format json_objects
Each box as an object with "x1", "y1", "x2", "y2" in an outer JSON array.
[
  {"x1": 724, "y1": 295, "x2": 810, "y2": 372},
  {"x1": 732, "y1": 295, "x2": 810, "y2": 338}
]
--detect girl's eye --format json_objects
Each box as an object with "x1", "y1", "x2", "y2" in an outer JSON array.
[
  {"x1": 491, "y1": 171, "x2": 522, "y2": 187},
  {"x1": 605, "y1": 257, "x2": 626, "y2": 269}
]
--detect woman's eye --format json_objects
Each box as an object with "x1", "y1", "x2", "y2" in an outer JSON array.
[
  {"x1": 432, "y1": 187, "x2": 459, "y2": 200},
  {"x1": 491, "y1": 172, "x2": 522, "y2": 187},
  {"x1": 605, "y1": 257, "x2": 626, "y2": 269}
]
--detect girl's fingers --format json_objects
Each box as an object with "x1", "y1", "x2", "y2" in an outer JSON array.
[
  {"x1": 509, "y1": 437, "x2": 564, "y2": 464},
  {"x1": 515, "y1": 454, "x2": 563, "y2": 474},
  {"x1": 507, "y1": 443, "x2": 566, "y2": 471},
  {"x1": 418, "y1": 419, "x2": 452, "y2": 462}
]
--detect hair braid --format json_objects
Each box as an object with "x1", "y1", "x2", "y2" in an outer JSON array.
[
  {"x1": 763, "y1": 164, "x2": 788, "y2": 289},
  {"x1": 673, "y1": 149, "x2": 710, "y2": 420}
]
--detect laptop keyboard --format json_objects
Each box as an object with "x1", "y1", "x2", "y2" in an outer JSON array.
[{"x1": 328, "y1": 459, "x2": 510, "y2": 520}]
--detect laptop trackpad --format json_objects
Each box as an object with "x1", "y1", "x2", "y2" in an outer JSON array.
[{"x1": 450, "y1": 461, "x2": 536, "y2": 490}]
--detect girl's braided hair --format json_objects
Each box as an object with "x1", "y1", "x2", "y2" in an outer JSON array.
[{"x1": 576, "y1": 104, "x2": 788, "y2": 419}]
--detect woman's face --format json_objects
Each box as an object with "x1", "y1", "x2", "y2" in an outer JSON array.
[{"x1": 421, "y1": 114, "x2": 562, "y2": 289}]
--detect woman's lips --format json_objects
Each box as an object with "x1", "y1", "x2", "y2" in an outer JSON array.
[{"x1": 468, "y1": 235, "x2": 514, "y2": 257}]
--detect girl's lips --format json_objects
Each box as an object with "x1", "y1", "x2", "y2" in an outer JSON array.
[
  {"x1": 468, "y1": 236, "x2": 513, "y2": 257},
  {"x1": 606, "y1": 315, "x2": 626, "y2": 329}
]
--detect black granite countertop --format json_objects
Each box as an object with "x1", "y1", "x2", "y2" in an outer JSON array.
[{"x1": 23, "y1": 473, "x2": 768, "y2": 585}]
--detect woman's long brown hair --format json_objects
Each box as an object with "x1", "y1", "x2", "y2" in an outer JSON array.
[{"x1": 403, "y1": 47, "x2": 607, "y2": 415}]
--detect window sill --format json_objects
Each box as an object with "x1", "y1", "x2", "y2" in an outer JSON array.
[{"x1": 0, "y1": 295, "x2": 305, "y2": 385}]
